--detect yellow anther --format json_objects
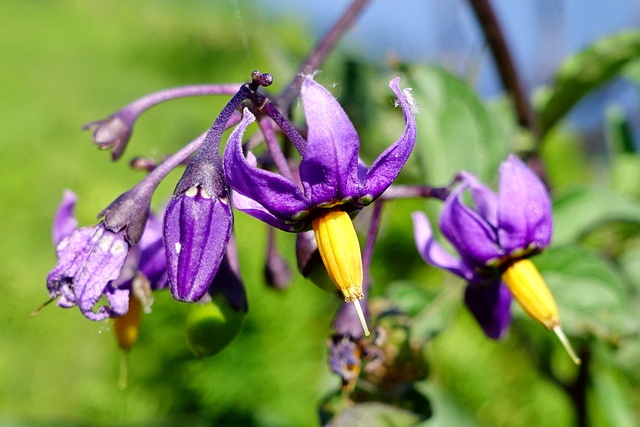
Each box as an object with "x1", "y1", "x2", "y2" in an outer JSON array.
[
  {"x1": 113, "y1": 292, "x2": 142, "y2": 352},
  {"x1": 502, "y1": 259, "x2": 580, "y2": 365},
  {"x1": 112, "y1": 292, "x2": 143, "y2": 389},
  {"x1": 312, "y1": 210, "x2": 369, "y2": 336}
]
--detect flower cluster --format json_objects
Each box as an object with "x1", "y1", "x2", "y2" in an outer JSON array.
[
  {"x1": 43, "y1": 71, "x2": 416, "y2": 346},
  {"x1": 43, "y1": 70, "x2": 578, "y2": 366}
]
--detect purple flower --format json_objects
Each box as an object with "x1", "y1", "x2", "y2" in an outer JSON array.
[
  {"x1": 412, "y1": 155, "x2": 553, "y2": 339},
  {"x1": 46, "y1": 191, "x2": 167, "y2": 320},
  {"x1": 223, "y1": 76, "x2": 416, "y2": 336},
  {"x1": 223, "y1": 76, "x2": 417, "y2": 232},
  {"x1": 47, "y1": 225, "x2": 129, "y2": 321}
]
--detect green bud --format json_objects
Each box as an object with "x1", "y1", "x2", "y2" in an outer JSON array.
[{"x1": 185, "y1": 294, "x2": 246, "y2": 358}]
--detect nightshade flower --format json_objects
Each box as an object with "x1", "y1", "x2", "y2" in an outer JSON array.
[
  {"x1": 224, "y1": 76, "x2": 417, "y2": 335},
  {"x1": 46, "y1": 191, "x2": 167, "y2": 321},
  {"x1": 413, "y1": 155, "x2": 580, "y2": 363}
]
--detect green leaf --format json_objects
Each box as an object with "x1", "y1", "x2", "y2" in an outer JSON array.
[
  {"x1": 537, "y1": 30, "x2": 640, "y2": 137},
  {"x1": 534, "y1": 246, "x2": 632, "y2": 339},
  {"x1": 605, "y1": 105, "x2": 640, "y2": 198},
  {"x1": 406, "y1": 65, "x2": 508, "y2": 185},
  {"x1": 588, "y1": 343, "x2": 638, "y2": 427},
  {"x1": 552, "y1": 186, "x2": 640, "y2": 246}
]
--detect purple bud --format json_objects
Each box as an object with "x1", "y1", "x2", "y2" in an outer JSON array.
[
  {"x1": 163, "y1": 186, "x2": 233, "y2": 302},
  {"x1": 334, "y1": 296, "x2": 371, "y2": 340},
  {"x1": 295, "y1": 231, "x2": 335, "y2": 293},
  {"x1": 83, "y1": 111, "x2": 135, "y2": 161},
  {"x1": 209, "y1": 253, "x2": 248, "y2": 313},
  {"x1": 295, "y1": 230, "x2": 318, "y2": 278},
  {"x1": 98, "y1": 185, "x2": 152, "y2": 245},
  {"x1": 264, "y1": 229, "x2": 291, "y2": 290}
]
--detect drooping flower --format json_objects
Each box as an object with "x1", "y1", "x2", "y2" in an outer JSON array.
[
  {"x1": 224, "y1": 76, "x2": 417, "y2": 335},
  {"x1": 412, "y1": 155, "x2": 579, "y2": 363},
  {"x1": 47, "y1": 223, "x2": 130, "y2": 321},
  {"x1": 46, "y1": 191, "x2": 167, "y2": 320}
]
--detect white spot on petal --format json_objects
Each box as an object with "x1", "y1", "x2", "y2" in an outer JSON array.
[
  {"x1": 99, "y1": 234, "x2": 115, "y2": 252},
  {"x1": 174, "y1": 243, "x2": 182, "y2": 254},
  {"x1": 200, "y1": 188, "x2": 212, "y2": 199},
  {"x1": 185, "y1": 186, "x2": 199, "y2": 197},
  {"x1": 110, "y1": 239, "x2": 127, "y2": 256}
]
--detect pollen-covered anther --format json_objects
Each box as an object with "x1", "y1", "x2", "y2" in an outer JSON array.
[
  {"x1": 502, "y1": 259, "x2": 580, "y2": 365},
  {"x1": 312, "y1": 210, "x2": 370, "y2": 336}
]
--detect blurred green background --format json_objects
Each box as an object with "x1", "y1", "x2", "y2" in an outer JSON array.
[{"x1": 2, "y1": 1, "x2": 640, "y2": 426}]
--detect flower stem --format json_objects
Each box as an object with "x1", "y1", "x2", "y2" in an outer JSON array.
[
  {"x1": 258, "y1": 117, "x2": 296, "y2": 182},
  {"x1": 466, "y1": 0, "x2": 536, "y2": 134},
  {"x1": 124, "y1": 84, "x2": 243, "y2": 115}
]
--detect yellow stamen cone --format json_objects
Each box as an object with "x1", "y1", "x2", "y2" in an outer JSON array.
[
  {"x1": 113, "y1": 292, "x2": 142, "y2": 352},
  {"x1": 312, "y1": 210, "x2": 370, "y2": 336},
  {"x1": 502, "y1": 259, "x2": 580, "y2": 365}
]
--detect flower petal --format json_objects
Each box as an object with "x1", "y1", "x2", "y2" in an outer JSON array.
[
  {"x1": 137, "y1": 211, "x2": 167, "y2": 290},
  {"x1": 47, "y1": 225, "x2": 129, "y2": 321},
  {"x1": 231, "y1": 191, "x2": 300, "y2": 232},
  {"x1": 224, "y1": 109, "x2": 311, "y2": 221},
  {"x1": 52, "y1": 190, "x2": 78, "y2": 245},
  {"x1": 464, "y1": 280, "x2": 512, "y2": 339},
  {"x1": 465, "y1": 172, "x2": 498, "y2": 228},
  {"x1": 497, "y1": 155, "x2": 553, "y2": 253},
  {"x1": 440, "y1": 182, "x2": 504, "y2": 266},
  {"x1": 359, "y1": 78, "x2": 417, "y2": 201},
  {"x1": 411, "y1": 211, "x2": 471, "y2": 280},
  {"x1": 299, "y1": 77, "x2": 360, "y2": 204},
  {"x1": 163, "y1": 187, "x2": 233, "y2": 302}
]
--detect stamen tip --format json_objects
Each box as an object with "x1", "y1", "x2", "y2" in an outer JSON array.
[
  {"x1": 30, "y1": 297, "x2": 56, "y2": 317},
  {"x1": 552, "y1": 325, "x2": 581, "y2": 365},
  {"x1": 353, "y1": 299, "x2": 370, "y2": 337}
]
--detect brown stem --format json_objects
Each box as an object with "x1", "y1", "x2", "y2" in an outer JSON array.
[
  {"x1": 466, "y1": 0, "x2": 537, "y2": 135},
  {"x1": 278, "y1": 0, "x2": 372, "y2": 111}
]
